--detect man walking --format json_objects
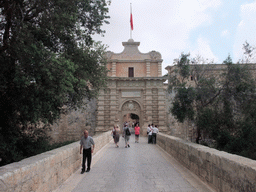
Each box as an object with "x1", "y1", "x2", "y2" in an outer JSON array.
[{"x1": 80, "y1": 130, "x2": 95, "y2": 174}]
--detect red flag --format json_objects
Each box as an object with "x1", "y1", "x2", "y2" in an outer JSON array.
[{"x1": 130, "y1": 13, "x2": 133, "y2": 30}]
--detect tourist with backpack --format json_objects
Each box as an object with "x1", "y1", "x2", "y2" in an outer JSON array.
[{"x1": 123, "y1": 124, "x2": 131, "y2": 148}]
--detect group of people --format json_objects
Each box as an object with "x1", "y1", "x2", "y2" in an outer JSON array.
[
  {"x1": 79, "y1": 123, "x2": 158, "y2": 174},
  {"x1": 147, "y1": 124, "x2": 159, "y2": 144},
  {"x1": 112, "y1": 122, "x2": 141, "y2": 148}
]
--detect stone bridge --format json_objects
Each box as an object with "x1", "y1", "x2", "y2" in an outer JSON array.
[{"x1": 1, "y1": 132, "x2": 256, "y2": 192}]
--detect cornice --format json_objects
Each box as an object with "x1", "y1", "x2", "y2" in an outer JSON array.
[
  {"x1": 107, "y1": 59, "x2": 163, "y2": 63},
  {"x1": 108, "y1": 77, "x2": 167, "y2": 81}
]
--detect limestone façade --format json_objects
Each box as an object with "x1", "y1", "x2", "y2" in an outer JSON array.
[{"x1": 95, "y1": 39, "x2": 168, "y2": 134}]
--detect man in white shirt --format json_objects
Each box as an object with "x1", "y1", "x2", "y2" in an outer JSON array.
[
  {"x1": 152, "y1": 125, "x2": 159, "y2": 144},
  {"x1": 147, "y1": 124, "x2": 153, "y2": 144},
  {"x1": 80, "y1": 130, "x2": 95, "y2": 174}
]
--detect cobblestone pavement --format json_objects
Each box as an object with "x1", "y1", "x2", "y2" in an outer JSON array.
[{"x1": 54, "y1": 136, "x2": 215, "y2": 192}]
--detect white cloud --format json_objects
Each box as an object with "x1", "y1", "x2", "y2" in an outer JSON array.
[
  {"x1": 221, "y1": 29, "x2": 230, "y2": 37},
  {"x1": 93, "y1": 0, "x2": 222, "y2": 74},
  {"x1": 234, "y1": 2, "x2": 256, "y2": 62},
  {"x1": 190, "y1": 37, "x2": 219, "y2": 63}
]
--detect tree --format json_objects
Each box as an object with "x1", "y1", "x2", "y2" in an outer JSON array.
[
  {"x1": 0, "y1": 0, "x2": 110, "y2": 166},
  {"x1": 169, "y1": 51, "x2": 256, "y2": 160},
  {"x1": 239, "y1": 41, "x2": 255, "y2": 63},
  {"x1": 168, "y1": 53, "x2": 219, "y2": 143}
]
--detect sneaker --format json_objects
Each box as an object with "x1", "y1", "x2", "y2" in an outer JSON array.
[
  {"x1": 128, "y1": 144, "x2": 130, "y2": 147},
  {"x1": 125, "y1": 146, "x2": 127, "y2": 148},
  {"x1": 86, "y1": 169, "x2": 90, "y2": 172},
  {"x1": 81, "y1": 170, "x2": 85, "y2": 174}
]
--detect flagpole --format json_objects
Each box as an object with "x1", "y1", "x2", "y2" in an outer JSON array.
[{"x1": 130, "y1": 3, "x2": 132, "y2": 39}]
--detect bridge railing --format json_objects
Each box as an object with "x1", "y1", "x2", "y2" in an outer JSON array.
[
  {"x1": 157, "y1": 132, "x2": 256, "y2": 192},
  {"x1": 0, "y1": 131, "x2": 112, "y2": 192}
]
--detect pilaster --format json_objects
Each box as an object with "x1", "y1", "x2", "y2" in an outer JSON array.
[
  {"x1": 112, "y1": 60, "x2": 117, "y2": 77},
  {"x1": 158, "y1": 61, "x2": 162, "y2": 77},
  {"x1": 146, "y1": 59, "x2": 151, "y2": 77}
]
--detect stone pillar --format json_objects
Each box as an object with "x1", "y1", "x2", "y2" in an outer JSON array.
[
  {"x1": 109, "y1": 86, "x2": 118, "y2": 127},
  {"x1": 95, "y1": 89, "x2": 105, "y2": 132},
  {"x1": 145, "y1": 82, "x2": 153, "y2": 122},
  {"x1": 158, "y1": 61, "x2": 162, "y2": 77},
  {"x1": 146, "y1": 60, "x2": 151, "y2": 77},
  {"x1": 112, "y1": 60, "x2": 117, "y2": 77},
  {"x1": 157, "y1": 87, "x2": 168, "y2": 132},
  {"x1": 152, "y1": 88, "x2": 159, "y2": 125}
]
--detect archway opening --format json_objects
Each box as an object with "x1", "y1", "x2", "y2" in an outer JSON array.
[
  {"x1": 122, "y1": 113, "x2": 140, "y2": 133},
  {"x1": 130, "y1": 113, "x2": 140, "y2": 127}
]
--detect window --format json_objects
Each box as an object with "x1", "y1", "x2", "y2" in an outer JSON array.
[{"x1": 128, "y1": 67, "x2": 134, "y2": 77}]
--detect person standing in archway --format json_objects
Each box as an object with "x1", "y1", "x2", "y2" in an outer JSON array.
[{"x1": 134, "y1": 123, "x2": 140, "y2": 143}]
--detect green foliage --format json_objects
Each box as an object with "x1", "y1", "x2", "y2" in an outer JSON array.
[
  {"x1": 177, "y1": 53, "x2": 190, "y2": 80},
  {"x1": 171, "y1": 87, "x2": 195, "y2": 122},
  {"x1": 168, "y1": 53, "x2": 191, "y2": 91},
  {"x1": 170, "y1": 51, "x2": 256, "y2": 160},
  {"x1": 0, "y1": 0, "x2": 110, "y2": 165}
]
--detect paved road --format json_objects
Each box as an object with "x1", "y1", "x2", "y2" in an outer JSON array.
[{"x1": 54, "y1": 136, "x2": 215, "y2": 192}]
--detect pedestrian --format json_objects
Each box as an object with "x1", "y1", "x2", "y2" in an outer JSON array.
[
  {"x1": 112, "y1": 125, "x2": 120, "y2": 147},
  {"x1": 80, "y1": 130, "x2": 95, "y2": 174},
  {"x1": 152, "y1": 125, "x2": 159, "y2": 144},
  {"x1": 147, "y1": 124, "x2": 151, "y2": 135},
  {"x1": 123, "y1": 124, "x2": 131, "y2": 148},
  {"x1": 147, "y1": 124, "x2": 153, "y2": 144},
  {"x1": 111, "y1": 126, "x2": 116, "y2": 143},
  {"x1": 134, "y1": 123, "x2": 140, "y2": 143}
]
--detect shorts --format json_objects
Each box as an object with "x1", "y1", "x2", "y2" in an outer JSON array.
[{"x1": 135, "y1": 134, "x2": 139, "y2": 138}]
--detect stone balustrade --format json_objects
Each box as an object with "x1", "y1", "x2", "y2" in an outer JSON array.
[
  {"x1": 157, "y1": 132, "x2": 256, "y2": 192},
  {"x1": 0, "y1": 131, "x2": 112, "y2": 192}
]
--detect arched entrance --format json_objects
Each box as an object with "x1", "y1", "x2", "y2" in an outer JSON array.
[{"x1": 119, "y1": 100, "x2": 143, "y2": 131}]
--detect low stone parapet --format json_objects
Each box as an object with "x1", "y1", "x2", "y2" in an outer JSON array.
[
  {"x1": 157, "y1": 132, "x2": 256, "y2": 192},
  {"x1": 0, "y1": 131, "x2": 112, "y2": 192}
]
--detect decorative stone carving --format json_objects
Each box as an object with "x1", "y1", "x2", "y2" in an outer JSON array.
[
  {"x1": 122, "y1": 101, "x2": 140, "y2": 111},
  {"x1": 150, "y1": 51, "x2": 161, "y2": 60},
  {"x1": 106, "y1": 51, "x2": 114, "y2": 60},
  {"x1": 117, "y1": 81, "x2": 144, "y2": 87}
]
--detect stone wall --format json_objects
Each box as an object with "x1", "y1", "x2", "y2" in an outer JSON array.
[
  {"x1": 157, "y1": 133, "x2": 256, "y2": 192},
  {"x1": 48, "y1": 98, "x2": 97, "y2": 143},
  {"x1": 0, "y1": 131, "x2": 112, "y2": 192}
]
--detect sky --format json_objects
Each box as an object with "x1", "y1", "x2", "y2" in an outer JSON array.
[{"x1": 93, "y1": 0, "x2": 256, "y2": 75}]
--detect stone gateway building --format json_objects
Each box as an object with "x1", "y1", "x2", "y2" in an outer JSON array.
[{"x1": 95, "y1": 39, "x2": 168, "y2": 134}]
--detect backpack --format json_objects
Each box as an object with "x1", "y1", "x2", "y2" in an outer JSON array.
[{"x1": 125, "y1": 128, "x2": 131, "y2": 136}]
